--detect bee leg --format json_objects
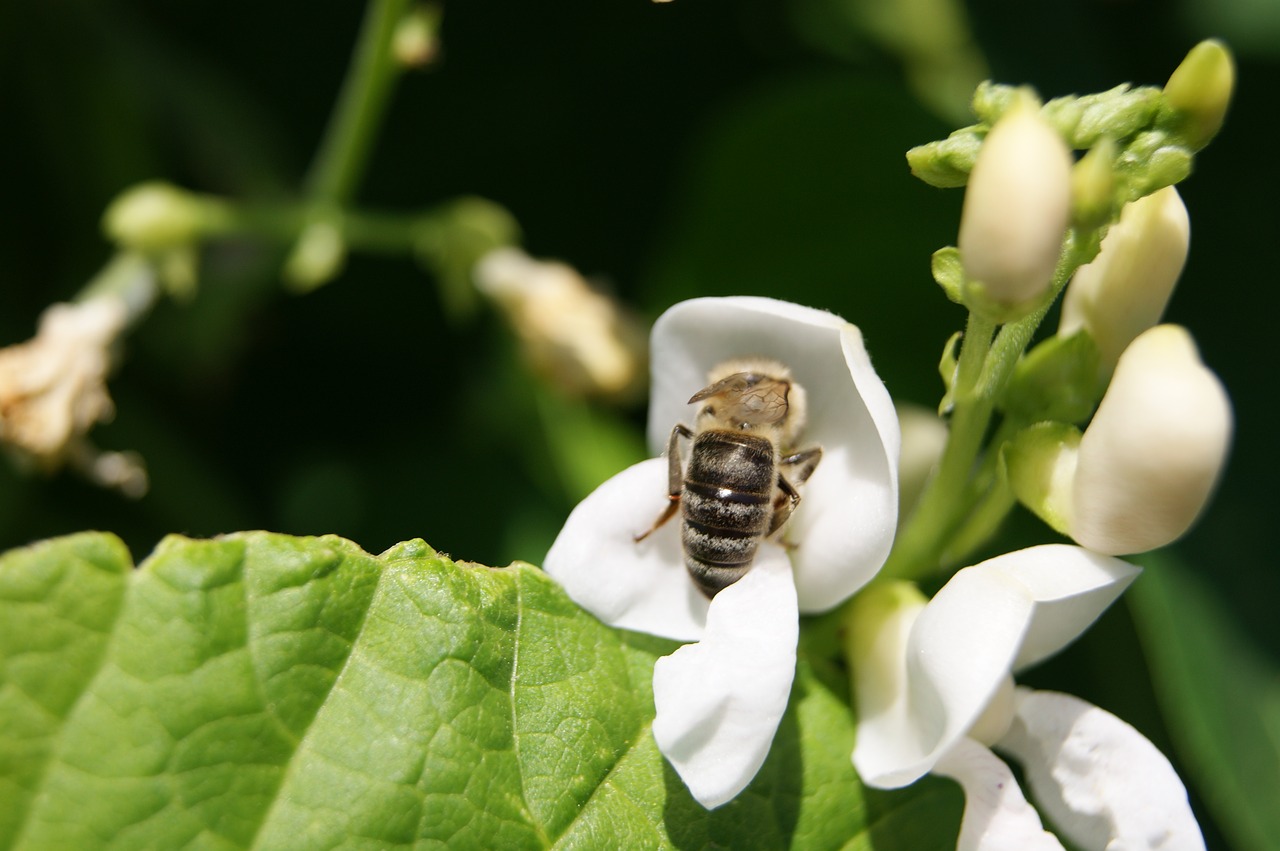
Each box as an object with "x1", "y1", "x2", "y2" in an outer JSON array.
[
  {"x1": 634, "y1": 499, "x2": 679, "y2": 542},
  {"x1": 767, "y1": 445, "x2": 821, "y2": 541},
  {"x1": 634, "y1": 424, "x2": 692, "y2": 543},
  {"x1": 766, "y1": 473, "x2": 803, "y2": 538},
  {"x1": 779, "y1": 445, "x2": 823, "y2": 485}
]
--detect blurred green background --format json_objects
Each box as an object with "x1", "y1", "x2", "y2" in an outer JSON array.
[{"x1": 1, "y1": 2, "x2": 1276, "y2": 848}]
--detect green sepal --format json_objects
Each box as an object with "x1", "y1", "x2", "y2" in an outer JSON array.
[
  {"x1": 961, "y1": 276, "x2": 1045, "y2": 326},
  {"x1": 931, "y1": 246, "x2": 966, "y2": 304},
  {"x1": 1003, "y1": 421, "x2": 1081, "y2": 536},
  {"x1": 999, "y1": 330, "x2": 1102, "y2": 424},
  {"x1": 937, "y1": 331, "x2": 962, "y2": 416}
]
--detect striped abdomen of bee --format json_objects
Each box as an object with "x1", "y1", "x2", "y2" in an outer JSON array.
[{"x1": 680, "y1": 430, "x2": 778, "y2": 597}]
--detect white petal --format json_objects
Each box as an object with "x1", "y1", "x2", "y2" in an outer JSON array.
[
  {"x1": 651, "y1": 548, "x2": 798, "y2": 808},
  {"x1": 647, "y1": 296, "x2": 900, "y2": 612},
  {"x1": 543, "y1": 458, "x2": 709, "y2": 641},
  {"x1": 854, "y1": 545, "x2": 1139, "y2": 788},
  {"x1": 934, "y1": 738, "x2": 1067, "y2": 851},
  {"x1": 997, "y1": 688, "x2": 1206, "y2": 851},
  {"x1": 1059, "y1": 186, "x2": 1190, "y2": 374}
]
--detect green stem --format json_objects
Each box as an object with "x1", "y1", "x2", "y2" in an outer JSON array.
[
  {"x1": 218, "y1": 201, "x2": 421, "y2": 253},
  {"x1": 882, "y1": 310, "x2": 997, "y2": 581},
  {"x1": 304, "y1": 0, "x2": 411, "y2": 205},
  {"x1": 76, "y1": 253, "x2": 163, "y2": 326},
  {"x1": 881, "y1": 230, "x2": 1102, "y2": 583}
]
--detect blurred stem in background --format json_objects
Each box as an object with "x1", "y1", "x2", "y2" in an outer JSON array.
[{"x1": 3, "y1": 0, "x2": 648, "y2": 513}]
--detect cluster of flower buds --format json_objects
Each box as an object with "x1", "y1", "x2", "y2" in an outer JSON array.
[
  {"x1": 919, "y1": 39, "x2": 1236, "y2": 557},
  {"x1": 844, "y1": 40, "x2": 1237, "y2": 851}
]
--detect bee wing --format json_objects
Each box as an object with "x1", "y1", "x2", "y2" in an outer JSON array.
[
  {"x1": 737, "y1": 382, "x2": 789, "y2": 424},
  {"x1": 687, "y1": 373, "x2": 749, "y2": 404}
]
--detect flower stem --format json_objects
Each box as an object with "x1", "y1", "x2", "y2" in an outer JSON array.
[
  {"x1": 304, "y1": 0, "x2": 412, "y2": 205},
  {"x1": 882, "y1": 231, "x2": 1101, "y2": 582},
  {"x1": 882, "y1": 310, "x2": 996, "y2": 581},
  {"x1": 77, "y1": 253, "x2": 162, "y2": 326}
]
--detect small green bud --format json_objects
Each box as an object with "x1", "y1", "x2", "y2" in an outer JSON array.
[
  {"x1": 284, "y1": 218, "x2": 347, "y2": 292},
  {"x1": 103, "y1": 182, "x2": 208, "y2": 252},
  {"x1": 1163, "y1": 39, "x2": 1235, "y2": 150},
  {"x1": 1070, "y1": 137, "x2": 1117, "y2": 229},
  {"x1": 970, "y1": 81, "x2": 1023, "y2": 125},
  {"x1": 1001, "y1": 331, "x2": 1101, "y2": 424},
  {"x1": 1044, "y1": 85, "x2": 1162, "y2": 149},
  {"x1": 930, "y1": 246, "x2": 966, "y2": 304},
  {"x1": 906, "y1": 127, "x2": 984, "y2": 188},
  {"x1": 1114, "y1": 132, "x2": 1193, "y2": 201},
  {"x1": 1004, "y1": 421, "x2": 1081, "y2": 536},
  {"x1": 1142, "y1": 145, "x2": 1193, "y2": 195}
]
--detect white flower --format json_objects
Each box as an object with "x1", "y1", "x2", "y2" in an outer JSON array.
[
  {"x1": 958, "y1": 101, "x2": 1074, "y2": 313},
  {"x1": 544, "y1": 296, "x2": 900, "y2": 808},
  {"x1": 851, "y1": 545, "x2": 1205, "y2": 851}
]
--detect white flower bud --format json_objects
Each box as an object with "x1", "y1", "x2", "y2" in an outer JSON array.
[
  {"x1": 1071, "y1": 325, "x2": 1231, "y2": 554},
  {"x1": 474, "y1": 247, "x2": 645, "y2": 398},
  {"x1": 1059, "y1": 186, "x2": 1190, "y2": 377},
  {"x1": 958, "y1": 102, "x2": 1073, "y2": 315}
]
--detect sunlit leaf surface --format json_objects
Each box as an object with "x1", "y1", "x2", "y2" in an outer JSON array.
[{"x1": 0, "y1": 532, "x2": 960, "y2": 850}]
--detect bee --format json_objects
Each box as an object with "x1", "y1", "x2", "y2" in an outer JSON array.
[{"x1": 635, "y1": 357, "x2": 822, "y2": 598}]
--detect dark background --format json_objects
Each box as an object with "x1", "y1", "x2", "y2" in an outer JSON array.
[{"x1": 1, "y1": 2, "x2": 1276, "y2": 847}]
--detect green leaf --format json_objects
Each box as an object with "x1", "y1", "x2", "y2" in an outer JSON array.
[
  {"x1": 1, "y1": 531, "x2": 961, "y2": 849},
  {"x1": 1127, "y1": 552, "x2": 1280, "y2": 851}
]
